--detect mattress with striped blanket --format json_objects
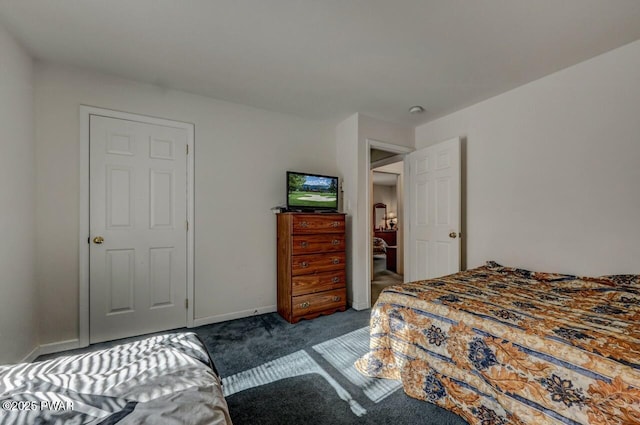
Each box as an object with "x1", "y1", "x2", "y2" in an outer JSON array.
[{"x1": 0, "y1": 332, "x2": 232, "y2": 424}]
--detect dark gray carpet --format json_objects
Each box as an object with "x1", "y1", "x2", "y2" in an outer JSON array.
[
  {"x1": 37, "y1": 309, "x2": 468, "y2": 425},
  {"x1": 200, "y1": 309, "x2": 467, "y2": 425}
]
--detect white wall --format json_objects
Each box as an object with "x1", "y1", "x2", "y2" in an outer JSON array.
[
  {"x1": 336, "y1": 114, "x2": 412, "y2": 309},
  {"x1": 336, "y1": 114, "x2": 359, "y2": 305},
  {"x1": 0, "y1": 24, "x2": 38, "y2": 363},
  {"x1": 415, "y1": 40, "x2": 640, "y2": 276},
  {"x1": 35, "y1": 62, "x2": 337, "y2": 345}
]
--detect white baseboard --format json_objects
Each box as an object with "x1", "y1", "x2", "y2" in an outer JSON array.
[
  {"x1": 19, "y1": 339, "x2": 81, "y2": 363},
  {"x1": 21, "y1": 345, "x2": 42, "y2": 363},
  {"x1": 192, "y1": 305, "x2": 277, "y2": 327},
  {"x1": 20, "y1": 307, "x2": 279, "y2": 361},
  {"x1": 351, "y1": 301, "x2": 370, "y2": 311},
  {"x1": 38, "y1": 339, "x2": 81, "y2": 356}
]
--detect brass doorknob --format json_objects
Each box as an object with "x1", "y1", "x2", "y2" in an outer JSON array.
[
  {"x1": 449, "y1": 232, "x2": 457, "y2": 239},
  {"x1": 93, "y1": 236, "x2": 104, "y2": 244}
]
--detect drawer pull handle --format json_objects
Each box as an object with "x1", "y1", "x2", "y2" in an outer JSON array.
[
  {"x1": 332, "y1": 258, "x2": 340, "y2": 264},
  {"x1": 331, "y1": 239, "x2": 340, "y2": 245},
  {"x1": 300, "y1": 261, "x2": 309, "y2": 268},
  {"x1": 299, "y1": 222, "x2": 308, "y2": 228},
  {"x1": 300, "y1": 301, "x2": 310, "y2": 308},
  {"x1": 332, "y1": 277, "x2": 340, "y2": 283},
  {"x1": 331, "y1": 221, "x2": 340, "y2": 227},
  {"x1": 300, "y1": 241, "x2": 308, "y2": 248},
  {"x1": 332, "y1": 296, "x2": 341, "y2": 302}
]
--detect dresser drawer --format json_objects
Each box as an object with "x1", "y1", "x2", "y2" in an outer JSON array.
[
  {"x1": 292, "y1": 288, "x2": 346, "y2": 317},
  {"x1": 292, "y1": 271, "x2": 345, "y2": 296},
  {"x1": 292, "y1": 214, "x2": 345, "y2": 234},
  {"x1": 292, "y1": 234, "x2": 345, "y2": 255},
  {"x1": 291, "y1": 252, "x2": 345, "y2": 276}
]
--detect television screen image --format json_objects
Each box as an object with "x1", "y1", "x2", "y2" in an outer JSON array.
[{"x1": 287, "y1": 171, "x2": 338, "y2": 211}]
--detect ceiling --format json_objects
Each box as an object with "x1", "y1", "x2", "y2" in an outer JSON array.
[
  {"x1": 370, "y1": 148, "x2": 399, "y2": 164},
  {"x1": 2, "y1": 1, "x2": 640, "y2": 126}
]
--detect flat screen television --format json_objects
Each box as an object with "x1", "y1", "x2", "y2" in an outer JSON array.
[{"x1": 287, "y1": 171, "x2": 339, "y2": 212}]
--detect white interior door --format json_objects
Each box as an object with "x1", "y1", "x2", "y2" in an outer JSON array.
[
  {"x1": 406, "y1": 137, "x2": 461, "y2": 281},
  {"x1": 89, "y1": 115, "x2": 188, "y2": 343}
]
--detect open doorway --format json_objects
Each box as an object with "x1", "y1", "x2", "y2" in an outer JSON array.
[{"x1": 370, "y1": 150, "x2": 405, "y2": 304}]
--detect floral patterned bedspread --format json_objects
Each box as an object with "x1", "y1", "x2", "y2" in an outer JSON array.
[
  {"x1": 355, "y1": 262, "x2": 640, "y2": 425},
  {"x1": 373, "y1": 237, "x2": 387, "y2": 254}
]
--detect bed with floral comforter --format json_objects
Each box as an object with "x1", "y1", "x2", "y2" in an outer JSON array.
[
  {"x1": 355, "y1": 262, "x2": 640, "y2": 425},
  {"x1": 373, "y1": 237, "x2": 387, "y2": 255}
]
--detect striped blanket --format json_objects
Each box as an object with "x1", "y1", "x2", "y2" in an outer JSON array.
[{"x1": 1, "y1": 332, "x2": 232, "y2": 424}]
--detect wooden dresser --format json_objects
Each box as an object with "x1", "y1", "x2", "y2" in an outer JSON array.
[{"x1": 277, "y1": 212, "x2": 347, "y2": 323}]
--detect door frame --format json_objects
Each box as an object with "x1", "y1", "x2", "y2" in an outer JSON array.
[
  {"x1": 79, "y1": 105, "x2": 195, "y2": 348},
  {"x1": 364, "y1": 139, "x2": 413, "y2": 308}
]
